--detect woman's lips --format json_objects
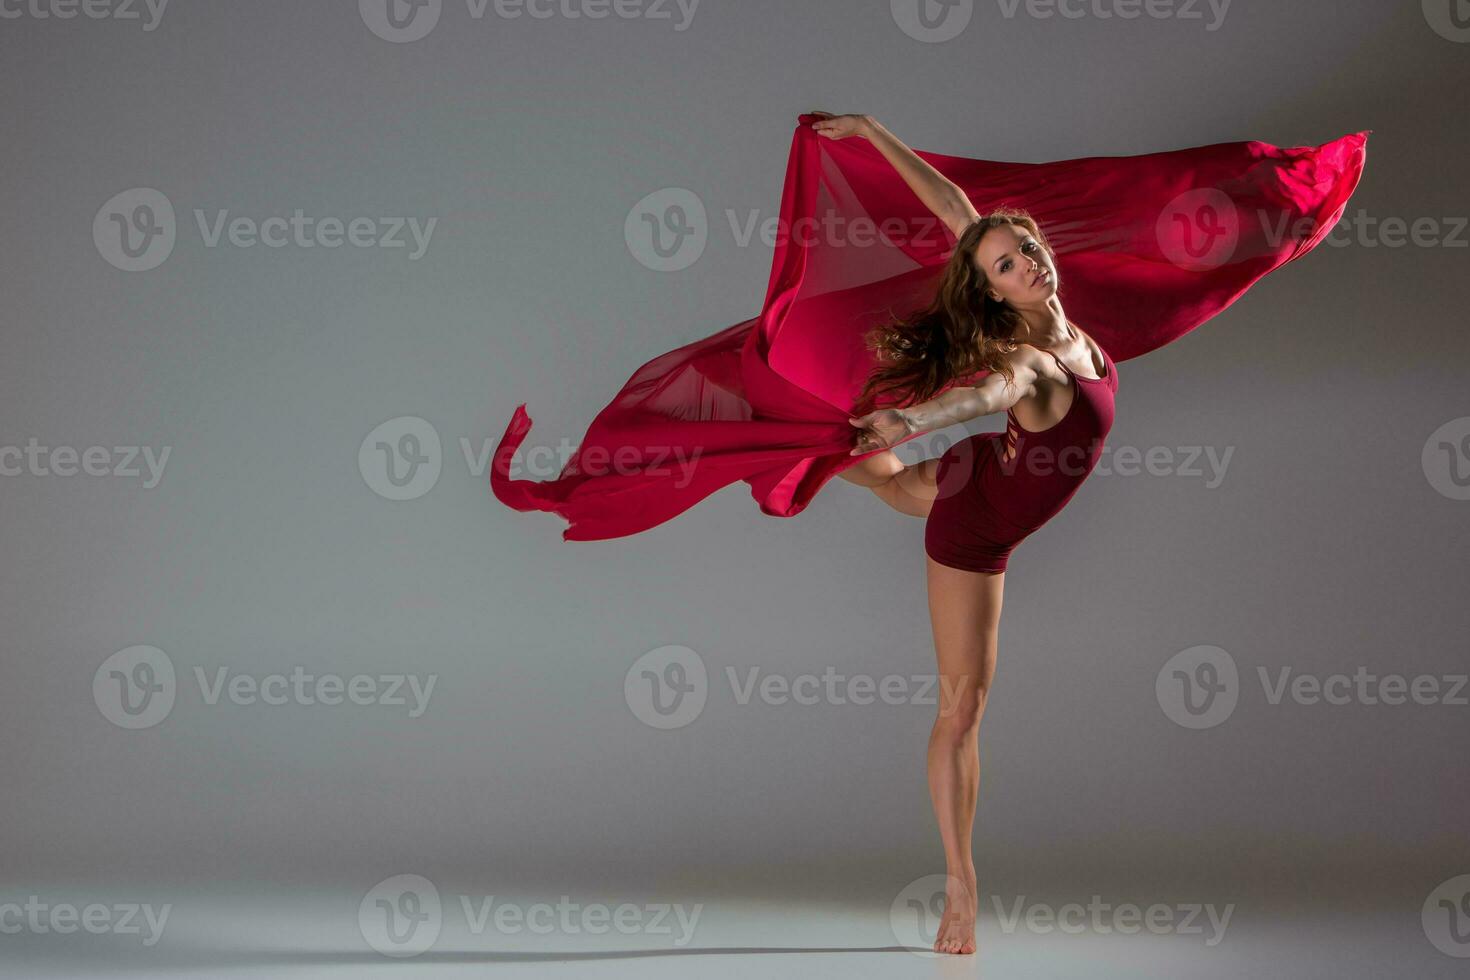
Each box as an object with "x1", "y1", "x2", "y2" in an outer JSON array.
[{"x1": 1033, "y1": 269, "x2": 1051, "y2": 286}]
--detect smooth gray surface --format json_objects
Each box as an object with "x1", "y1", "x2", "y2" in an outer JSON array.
[{"x1": 3, "y1": 0, "x2": 1467, "y2": 972}]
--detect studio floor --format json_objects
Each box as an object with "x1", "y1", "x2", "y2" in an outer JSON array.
[{"x1": 3, "y1": 882, "x2": 1464, "y2": 979}]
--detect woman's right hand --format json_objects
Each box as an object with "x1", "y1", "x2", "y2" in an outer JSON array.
[
  {"x1": 848, "y1": 408, "x2": 915, "y2": 455},
  {"x1": 808, "y1": 111, "x2": 872, "y2": 140}
]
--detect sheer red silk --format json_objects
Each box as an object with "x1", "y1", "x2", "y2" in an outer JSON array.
[{"x1": 491, "y1": 115, "x2": 1369, "y2": 541}]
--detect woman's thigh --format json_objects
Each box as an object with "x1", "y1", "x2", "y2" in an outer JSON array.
[{"x1": 925, "y1": 556, "x2": 1005, "y2": 721}]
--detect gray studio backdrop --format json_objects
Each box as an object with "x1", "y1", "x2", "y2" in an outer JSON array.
[{"x1": 4, "y1": 0, "x2": 1466, "y2": 931}]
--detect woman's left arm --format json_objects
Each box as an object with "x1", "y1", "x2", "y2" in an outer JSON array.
[{"x1": 810, "y1": 112, "x2": 979, "y2": 238}]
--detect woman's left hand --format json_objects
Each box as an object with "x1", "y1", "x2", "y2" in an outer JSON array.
[{"x1": 808, "y1": 111, "x2": 871, "y2": 141}]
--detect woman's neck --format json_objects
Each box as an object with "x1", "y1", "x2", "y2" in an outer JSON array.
[{"x1": 1012, "y1": 309, "x2": 1072, "y2": 349}]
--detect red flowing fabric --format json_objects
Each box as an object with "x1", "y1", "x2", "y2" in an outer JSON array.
[{"x1": 491, "y1": 115, "x2": 1369, "y2": 541}]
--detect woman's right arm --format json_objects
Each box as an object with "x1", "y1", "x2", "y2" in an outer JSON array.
[
  {"x1": 849, "y1": 356, "x2": 1040, "y2": 453},
  {"x1": 901, "y1": 368, "x2": 1026, "y2": 437},
  {"x1": 811, "y1": 113, "x2": 980, "y2": 238}
]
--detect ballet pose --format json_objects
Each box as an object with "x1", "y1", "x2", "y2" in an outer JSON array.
[
  {"x1": 817, "y1": 110, "x2": 1118, "y2": 955},
  {"x1": 489, "y1": 108, "x2": 1367, "y2": 958}
]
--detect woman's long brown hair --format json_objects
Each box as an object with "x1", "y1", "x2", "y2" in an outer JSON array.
[{"x1": 852, "y1": 207, "x2": 1055, "y2": 415}]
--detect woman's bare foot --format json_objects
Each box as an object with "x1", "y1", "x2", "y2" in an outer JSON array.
[{"x1": 934, "y1": 869, "x2": 977, "y2": 954}]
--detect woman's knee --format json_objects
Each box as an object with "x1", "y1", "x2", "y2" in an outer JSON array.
[
  {"x1": 933, "y1": 677, "x2": 990, "y2": 737},
  {"x1": 896, "y1": 458, "x2": 941, "y2": 502},
  {"x1": 837, "y1": 449, "x2": 905, "y2": 487}
]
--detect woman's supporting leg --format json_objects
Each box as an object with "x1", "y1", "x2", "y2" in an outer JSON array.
[{"x1": 923, "y1": 555, "x2": 1004, "y2": 955}]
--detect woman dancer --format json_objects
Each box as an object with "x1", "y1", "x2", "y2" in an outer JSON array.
[
  {"x1": 816, "y1": 111, "x2": 1117, "y2": 954},
  {"x1": 490, "y1": 109, "x2": 1367, "y2": 957}
]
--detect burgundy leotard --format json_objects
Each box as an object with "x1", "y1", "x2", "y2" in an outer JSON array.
[{"x1": 924, "y1": 334, "x2": 1117, "y2": 574}]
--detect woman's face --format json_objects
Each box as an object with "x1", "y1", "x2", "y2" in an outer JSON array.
[{"x1": 973, "y1": 223, "x2": 1056, "y2": 306}]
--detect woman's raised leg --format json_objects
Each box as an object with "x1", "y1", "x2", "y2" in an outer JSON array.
[
  {"x1": 923, "y1": 555, "x2": 1004, "y2": 954},
  {"x1": 837, "y1": 452, "x2": 940, "y2": 518}
]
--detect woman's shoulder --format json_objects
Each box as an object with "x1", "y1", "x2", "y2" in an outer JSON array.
[{"x1": 992, "y1": 340, "x2": 1056, "y2": 376}]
